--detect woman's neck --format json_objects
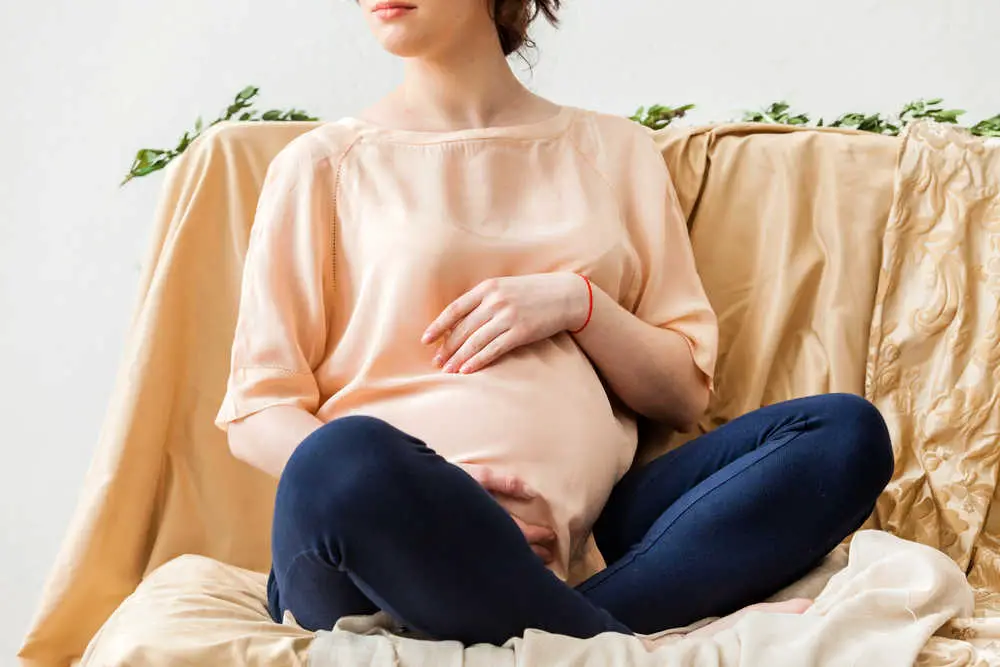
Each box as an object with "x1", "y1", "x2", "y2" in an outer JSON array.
[{"x1": 379, "y1": 30, "x2": 551, "y2": 132}]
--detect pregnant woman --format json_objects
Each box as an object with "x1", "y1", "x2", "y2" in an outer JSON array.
[{"x1": 214, "y1": 0, "x2": 894, "y2": 646}]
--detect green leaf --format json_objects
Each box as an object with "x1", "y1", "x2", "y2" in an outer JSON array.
[
  {"x1": 134, "y1": 163, "x2": 165, "y2": 176},
  {"x1": 970, "y1": 114, "x2": 1000, "y2": 137},
  {"x1": 136, "y1": 148, "x2": 165, "y2": 163},
  {"x1": 934, "y1": 109, "x2": 965, "y2": 123},
  {"x1": 628, "y1": 103, "x2": 695, "y2": 130},
  {"x1": 261, "y1": 109, "x2": 283, "y2": 121},
  {"x1": 236, "y1": 85, "x2": 259, "y2": 102}
]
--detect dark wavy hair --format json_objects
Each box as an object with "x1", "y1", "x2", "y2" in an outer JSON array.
[{"x1": 492, "y1": 0, "x2": 562, "y2": 56}]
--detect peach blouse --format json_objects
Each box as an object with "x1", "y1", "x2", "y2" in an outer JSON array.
[{"x1": 215, "y1": 106, "x2": 718, "y2": 579}]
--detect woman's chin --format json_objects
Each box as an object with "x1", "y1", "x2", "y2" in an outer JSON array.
[{"x1": 374, "y1": 32, "x2": 435, "y2": 58}]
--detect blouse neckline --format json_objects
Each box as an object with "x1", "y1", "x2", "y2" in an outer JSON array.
[{"x1": 336, "y1": 105, "x2": 576, "y2": 144}]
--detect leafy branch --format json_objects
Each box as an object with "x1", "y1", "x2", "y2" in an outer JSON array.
[
  {"x1": 634, "y1": 97, "x2": 1000, "y2": 138},
  {"x1": 629, "y1": 104, "x2": 696, "y2": 131},
  {"x1": 970, "y1": 114, "x2": 1000, "y2": 137},
  {"x1": 741, "y1": 101, "x2": 811, "y2": 126},
  {"x1": 124, "y1": 89, "x2": 1000, "y2": 186},
  {"x1": 121, "y1": 86, "x2": 318, "y2": 186}
]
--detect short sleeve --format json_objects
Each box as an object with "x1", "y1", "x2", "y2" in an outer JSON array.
[
  {"x1": 214, "y1": 140, "x2": 333, "y2": 431},
  {"x1": 626, "y1": 132, "x2": 718, "y2": 391}
]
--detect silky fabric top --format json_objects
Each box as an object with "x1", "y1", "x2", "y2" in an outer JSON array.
[{"x1": 214, "y1": 106, "x2": 718, "y2": 579}]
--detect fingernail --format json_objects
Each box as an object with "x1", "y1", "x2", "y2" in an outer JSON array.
[
  {"x1": 459, "y1": 364, "x2": 472, "y2": 374},
  {"x1": 433, "y1": 355, "x2": 443, "y2": 367},
  {"x1": 443, "y1": 362, "x2": 457, "y2": 373}
]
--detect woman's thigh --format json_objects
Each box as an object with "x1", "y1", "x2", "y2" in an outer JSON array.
[
  {"x1": 581, "y1": 393, "x2": 893, "y2": 633},
  {"x1": 270, "y1": 415, "x2": 628, "y2": 644}
]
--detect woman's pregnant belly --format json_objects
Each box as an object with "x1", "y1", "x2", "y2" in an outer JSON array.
[{"x1": 318, "y1": 334, "x2": 638, "y2": 579}]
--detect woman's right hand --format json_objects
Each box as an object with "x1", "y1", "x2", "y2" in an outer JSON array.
[{"x1": 457, "y1": 464, "x2": 556, "y2": 564}]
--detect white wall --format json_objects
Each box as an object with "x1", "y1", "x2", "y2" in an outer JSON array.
[{"x1": 1, "y1": 0, "x2": 997, "y2": 658}]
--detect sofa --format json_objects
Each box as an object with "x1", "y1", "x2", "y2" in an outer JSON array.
[{"x1": 18, "y1": 117, "x2": 1000, "y2": 666}]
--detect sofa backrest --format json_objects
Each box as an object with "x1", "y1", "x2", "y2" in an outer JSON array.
[
  {"x1": 20, "y1": 120, "x2": 903, "y2": 665},
  {"x1": 642, "y1": 124, "x2": 898, "y2": 460}
]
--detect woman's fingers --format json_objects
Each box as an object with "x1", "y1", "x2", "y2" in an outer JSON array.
[
  {"x1": 434, "y1": 304, "x2": 493, "y2": 368},
  {"x1": 456, "y1": 331, "x2": 515, "y2": 374},
  {"x1": 460, "y1": 464, "x2": 490, "y2": 487},
  {"x1": 530, "y1": 543, "x2": 555, "y2": 564},
  {"x1": 422, "y1": 281, "x2": 492, "y2": 344},
  {"x1": 459, "y1": 464, "x2": 536, "y2": 500},
  {"x1": 478, "y1": 471, "x2": 536, "y2": 500},
  {"x1": 459, "y1": 463, "x2": 554, "y2": 564},
  {"x1": 442, "y1": 318, "x2": 509, "y2": 373},
  {"x1": 512, "y1": 515, "x2": 556, "y2": 545},
  {"x1": 512, "y1": 515, "x2": 556, "y2": 563}
]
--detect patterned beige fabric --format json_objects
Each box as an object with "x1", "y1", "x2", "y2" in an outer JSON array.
[{"x1": 867, "y1": 123, "x2": 1000, "y2": 665}]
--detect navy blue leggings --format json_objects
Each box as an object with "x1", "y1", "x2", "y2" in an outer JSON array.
[{"x1": 267, "y1": 393, "x2": 893, "y2": 645}]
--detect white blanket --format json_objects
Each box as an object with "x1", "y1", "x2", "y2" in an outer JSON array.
[{"x1": 310, "y1": 531, "x2": 972, "y2": 667}]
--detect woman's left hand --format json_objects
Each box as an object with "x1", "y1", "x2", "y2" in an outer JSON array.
[{"x1": 422, "y1": 273, "x2": 590, "y2": 374}]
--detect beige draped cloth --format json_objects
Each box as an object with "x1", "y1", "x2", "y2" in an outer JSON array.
[{"x1": 19, "y1": 120, "x2": 1000, "y2": 666}]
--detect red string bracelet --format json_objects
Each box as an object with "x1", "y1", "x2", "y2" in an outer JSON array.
[{"x1": 570, "y1": 273, "x2": 594, "y2": 335}]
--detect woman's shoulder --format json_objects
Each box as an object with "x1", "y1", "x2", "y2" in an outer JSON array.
[
  {"x1": 566, "y1": 107, "x2": 664, "y2": 173},
  {"x1": 271, "y1": 120, "x2": 365, "y2": 174},
  {"x1": 572, "y1": 106, "x2": 650, "y2": 137},
  {"x1": 569, "y1": 106, "x2": 660, "y2": 154}
]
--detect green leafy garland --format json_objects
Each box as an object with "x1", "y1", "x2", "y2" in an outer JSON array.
[
  {"x1": 630, "y1": 99, "x2": 1000, "y2": 137},
  {"x1": 122, "y1": 87, "x2": 1000, "y2": 185},
  {"x1": 121, "y1": 86, "x2": 318, "y2": 185}
]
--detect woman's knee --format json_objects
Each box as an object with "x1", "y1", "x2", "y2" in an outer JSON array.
[
  {"x1": 274, "y1": 416, "x2": 422, "y2": 534},
  {"x1": 813, "y1": 393, "x2": 894, "y2": 500}
]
